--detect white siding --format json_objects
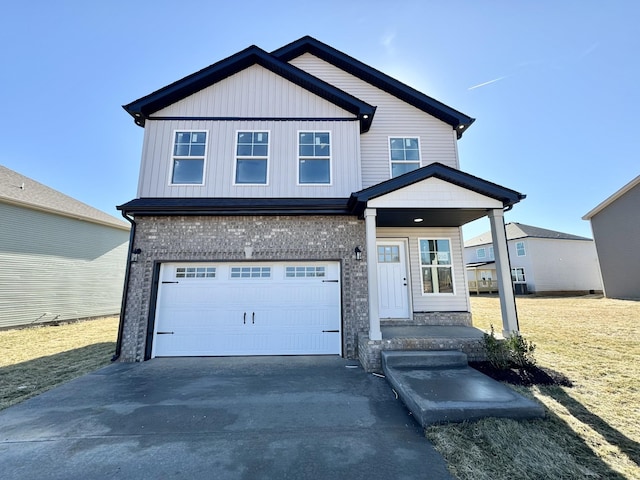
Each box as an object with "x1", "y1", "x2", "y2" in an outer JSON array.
[
  {"x1": 377, "y1": 226, "x2": 469, "y2": 312},
  {"x1": 524, "y1": 238, "x2": 602, "y2": 293},
  {"x1": 0, "y1": 202, "x2": 129, "y2": 329},
  {"x1": 138, "y1": 119, "x2": 361, "y2": 197},
  {"x1": 289, "y1": 53, "x2": 460, "y2": 187},
  {"x1": 155, "y1": 65, "x2": 352, "y2": 118},
  {"x1": 368, "y1": 177, "x2": 503, "y2": 209}
]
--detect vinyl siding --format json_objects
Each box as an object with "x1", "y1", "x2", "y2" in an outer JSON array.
[
  {"x1": 377, "y1": 226, "x2": 469, "y2": 312},
  {"x1": 155, "y1": 65, "x2": 353, "y2": 118},
  {"x1": 589, "y1": 182, "x2": 640, "y2": 299},
  {"x1": 525, "y1": 238, "x2": 601, "y2": 293},
  {"x1": 288, "y1": 53, "x2": 460, "y2": 187},
  {"x1": 0, "y1": 202, "x2": 129, "y2": 328},
  {"x1": 138, "y1": 119, "x2": 362, "y2": 197}
]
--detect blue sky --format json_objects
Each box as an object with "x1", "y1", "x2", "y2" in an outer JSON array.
[{"x1": 1, "y1": 1, "x2": 637, "y2": 240}]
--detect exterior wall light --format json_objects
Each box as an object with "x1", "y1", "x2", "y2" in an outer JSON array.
[
  {"x1": 131, "y1": 248, "x2": 142, "y2": 263},
  {"x1": 355, "y1": 246, "x2": 362, "y2": 261}
]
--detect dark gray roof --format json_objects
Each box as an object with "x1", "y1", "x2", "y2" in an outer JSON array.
[
  {"x1": 0, "y1": 165, "x2": 129, "y2": 230},
  {"x1": 465, "y1": 222, "x2": 592, "y2": 247}
]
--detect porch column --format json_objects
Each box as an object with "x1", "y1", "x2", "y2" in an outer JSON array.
[
  {"x1": 364, "y1": 208, "x2": 382, "y2": 340},
  {"x1": 488, "y1": 209, "x2": 519, "y2": 335}
]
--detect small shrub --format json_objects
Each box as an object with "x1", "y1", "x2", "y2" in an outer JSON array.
[
  {"x1": 482, "y1": 325, "x2": 536, "y2": 369},
  {"x1": 483, "y1": 325, "x2": 510, "y2": 369},
  {"x1": 506, "y1": 332, "x2": 536, "y2": 368}
]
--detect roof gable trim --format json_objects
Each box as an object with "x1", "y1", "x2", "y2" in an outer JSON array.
[
  {"x1": 272, "y1": 36, "x2": 475, "y2": 137},
  {"x1": 123, "y1": 45, "x2": 376, "y2": 132}
]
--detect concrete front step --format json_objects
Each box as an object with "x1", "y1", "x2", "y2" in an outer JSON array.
[
  {"x1": 381, "y1": 350, "x2": 468, "y2": 369},
  {"x1": 381, "y1": 350, "x2": 545, "y2": 426}
]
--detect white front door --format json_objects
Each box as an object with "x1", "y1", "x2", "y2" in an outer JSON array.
[{"x1": 377, "y1": 241, "x2": 410, "y2": 318}]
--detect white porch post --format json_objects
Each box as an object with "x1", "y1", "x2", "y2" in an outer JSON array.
[
  {"x1": 364, "y1": 208, "x2": 382, "y2": 340},
  {"x1": 488, "y1": 209, "x2": 519, "y2": 335}
]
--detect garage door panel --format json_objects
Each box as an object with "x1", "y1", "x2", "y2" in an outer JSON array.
[{"x1": 153, "y1": 262, "x2": 341, "y2": 357}]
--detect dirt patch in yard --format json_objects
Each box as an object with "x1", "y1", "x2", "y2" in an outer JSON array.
[{"x1": 469, "y1": 362, "x2": 573, "y2": 387}]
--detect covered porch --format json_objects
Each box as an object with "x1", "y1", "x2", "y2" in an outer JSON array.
[{"x1": 348, "y1": 163, "x2": 525, "y2": 372}]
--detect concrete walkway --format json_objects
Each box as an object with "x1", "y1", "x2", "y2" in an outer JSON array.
[
  {"x1": 382, "y1": 351, "x2": 545, "y2": 426},
  {"x1": 0, "y1": 356, "x2": 453, "y2": 480}
]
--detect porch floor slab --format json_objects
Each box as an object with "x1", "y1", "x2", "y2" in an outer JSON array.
[
  {"x1": 381, "y1": 325, "x2": 486, "y2": 339},
  {"x1": 381, "y1": 351, "x2": 545, "y2": 426}
]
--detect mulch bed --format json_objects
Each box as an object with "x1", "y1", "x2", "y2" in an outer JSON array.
[{"x1": 469, "y1": 362, "x2": 573, "y2": 387}]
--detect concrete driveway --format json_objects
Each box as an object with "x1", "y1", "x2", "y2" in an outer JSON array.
[{"x1": 0, "y1": 356, "x2": 453, "y2": 480}]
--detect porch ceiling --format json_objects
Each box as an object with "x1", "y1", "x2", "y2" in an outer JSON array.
[{"x1": 375, "y1": 207, "x2": 490, "y2": 227}]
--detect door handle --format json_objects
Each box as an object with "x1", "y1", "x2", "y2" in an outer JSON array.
[
  {"x1": 243, "y1": 312, "x2": 246, "y2": 324},
  {"x1": 252, "y1": 312, "x2": 255, "y2": 324}
]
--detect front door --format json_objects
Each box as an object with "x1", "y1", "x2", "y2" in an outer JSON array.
[{"x1": 377, "y1": 241, "x2": 410, "y2": 318}]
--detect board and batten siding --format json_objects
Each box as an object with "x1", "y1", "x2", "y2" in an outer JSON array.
[
  {"x1": 154, "y1": 65, "x2": 354, "y2": 118},
  {"x1": 377, "y1": 226, "x2": 469, "y2": 313},
  {"x1": 288, "y1": 53, "x2": 460, "y2": 188},
  {"x1": 138, "y1": 119, "x2": 362, "y2": 198},
  {"x1": 0, "y1": 202, "x2": 129, "y2": 329}
]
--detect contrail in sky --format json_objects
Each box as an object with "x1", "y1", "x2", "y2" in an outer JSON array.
[{"x1": 468, "y1": 75, "x2": 508, "y2": 90}]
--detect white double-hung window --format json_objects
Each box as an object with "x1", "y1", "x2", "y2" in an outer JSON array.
[
  {"x1": 419, "y1": 239, "x2": 454, "y2": 294},
  {"x1": 389, "y1": 137, "x2": 420, "y2": 177},
  {"x1": 298, "y1": 132, "x2": 331, "y2": 184},
  {"x1": 235, "y1": 131, "x2": 269, "y2": 185},
  {"x1": 171, "y1": 131, "x2": 207, "y2": 185}
]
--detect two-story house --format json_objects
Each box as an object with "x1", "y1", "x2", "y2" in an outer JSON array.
[
  {"x1": 115, "y1": 36, "x2": 525, "y2": 371},
  {"x1": 465, "y1": 222, "x2": 602, "y2": 295}
]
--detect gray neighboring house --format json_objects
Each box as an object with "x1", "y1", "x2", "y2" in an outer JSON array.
[
  {"x1": 464, "y1": 222, "x2": 602, "y2": 295},
  {"x1": 583, "y1": 176, "x2": 640, "y2": 299},
  {"x1": 0, "y1": 165, "x2": 130, "y2": 329}
]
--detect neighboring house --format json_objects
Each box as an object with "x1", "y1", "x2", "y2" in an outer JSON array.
[
  {"x1": 464, "y1": 222, "x2": 602, "y2": 295},
  {"x1": 0, "y1": 165, "x2": 130, "y2": 329},
  {"x1": 583, "y1": 176, "x2": 640, "y2": 299},
  {"x1": 115, "y1": 36, "x2": 526, "y2": 370}
]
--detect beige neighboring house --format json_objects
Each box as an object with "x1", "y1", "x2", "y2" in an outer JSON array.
[
  {"x1": 583, "y1": 176, "x2": 640, "y2": 299},
  {"x1": 464, "y1": 222, "x2": 602, "y2": 295},
  {"x1": 0, "y1": 165, "x2": 130, "y2": 329}
]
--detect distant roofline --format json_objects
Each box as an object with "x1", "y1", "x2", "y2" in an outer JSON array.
[{"x1": 1, "y1": 196, "x2": 130, "y2": 231}]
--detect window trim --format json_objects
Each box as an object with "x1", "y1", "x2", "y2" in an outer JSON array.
[
  {"x1": 233, "y1": 130, "x2": 270, "y2": 186},
  {"x1": 388, "y1": 136, "x2": 422, "y2": 178},
  {"x1": 418, "y1": 237, "x2": 455, "y2": 296},
  {"x1": 297, "y1": 130, "x2": 332, "y2": 186},
  {"x1": 515, "y1": 241, "x2": 526, "y2": 257},
  {"x1": 168, "y1": 130, "x2": 208, "y2": 186}
]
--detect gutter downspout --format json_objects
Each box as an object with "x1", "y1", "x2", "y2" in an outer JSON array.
[{"x1": 112, "y1": 211, "x2": 136, "y2": 361}]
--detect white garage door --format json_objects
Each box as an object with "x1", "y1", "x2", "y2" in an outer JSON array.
[{"x1": 152, "y1": 262, "x2": 341, "y2": 357}]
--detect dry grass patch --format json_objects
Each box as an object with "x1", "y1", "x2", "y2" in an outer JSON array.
[
  {"x1": 0, "y1": 317, "x2": 118, "y2": 410},
  {"x1": 427, "y1": 296, "x2": 640, "y2": 479}
]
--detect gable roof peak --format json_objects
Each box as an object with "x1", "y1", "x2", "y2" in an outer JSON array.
[
  {"x1": 123, "y1": 40, "x2": 376, "y2": 132},
  {"x1": 272, "y1": 36, "x2": 475, "y2": 138}
]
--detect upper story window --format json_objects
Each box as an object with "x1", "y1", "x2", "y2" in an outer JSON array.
[
  {"x1": 298, "y1": 132, "x2": 331, "y2": 184},
  {"x1": 488, "y1": 246, "x2": 494, "y2": 259},
  {"x1": 171, "y1": 131, "x2": 207, "y2": 185},
  {"x1": 235, "y1": 131, "x2": 269, "y2": 185},
  {"x1": 419, "y1": 239, "x2": 454, "y2": 294},
  {"x1": 476, "y1": 247, "x2": 486, "y2": 259},
  {"x1": 389, "y1": 137, "x2": 420, "y2": 178},
  {"x1": 515, "y1": 241, "x2": 526, "y2": 257}
]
